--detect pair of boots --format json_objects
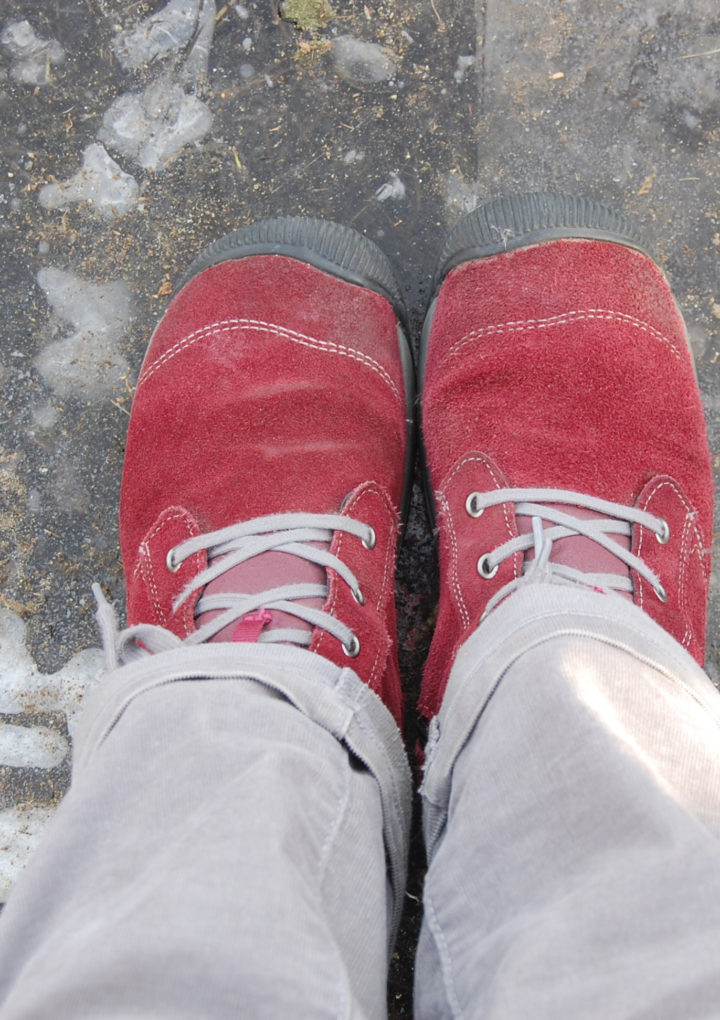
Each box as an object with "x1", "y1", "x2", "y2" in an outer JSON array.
[{"x1": 111, "y1": 192, "x2": 713, "y2": 730}]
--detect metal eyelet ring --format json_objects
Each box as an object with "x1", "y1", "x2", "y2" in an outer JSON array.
[
  {"x1": 166, "y1": 547, "x2": 181, "y2": 573},
  {"x1": 342, "y1": 634, "x2": 361, "y2": 658},
  {"x1": 655, "y1": 519, "x2": 670, "y2": 545},
  {"x1": 362, "y1": 526, "x2": 376, "y2": 550},
  {"x1": 477, "y1": 554, "x2": 498, "y2": 579},
  {"x1": 351, "y1": 587, "x2": 365, "y2": 606},
  {"x1": 654, "y1": 582, "x2": 668, "y2": 603},
  {"x1": 465, "y1": 492, "x2": 484, "y2": 518}
]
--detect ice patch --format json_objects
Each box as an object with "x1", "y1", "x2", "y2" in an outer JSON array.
[
  {"x1": 35, "y1": 268, "x2": 132, "y2": 401},
  {"x1": 1, "y1": 20, "x2": 65, "y2": 86},
  {"x1": 101, "y1": 0, "x2": 215, "y2": 171},
  {"x1": 27, "y1": 487, "x2": 41, "y2": 513},
  {"x1": 445, "y1": 172, "x2": 480, "y2": 215},
  {"x1": 0, "y1": 723, "x2": 68, "y2": 769},
  {"x1": 0, "y1": 608, "x2": 101, "y2": 752},
  {"x1": 30, "y1": 402, "x2": 58, "y2": 430},
  {"x1": 332, "y1": 36, "x2": 396, "y2": 85},
  {"x1": 0, "y1": 808, "x2": 56, "y2": 903},
  {"x1": 99, "y1": 76, "x2": 213, "y2": 170},
  {"x1": 0, "y1": 607, "x2": 103, "y2": 899},
  {"x1": 375, "y1": 172, "x2": 405, "y2": 202},
  {"x1": 112, "y1": 0, "x2": 216, "y2": 84},
  {"x1": 38, "y1": 143, "x2": 139, "y2": 220},
  {"x1": 454, "y1": 54, "x2": 475, "y2": 83},
  {"x1": 687, "y1": 322, "x2": 708, "y2": 362}
]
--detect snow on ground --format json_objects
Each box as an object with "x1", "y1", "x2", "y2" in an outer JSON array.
[
  {"x1": 1, "y1": 20, "x2": 64, "y2": 86},
  {"x1": 112, "y1": 0, "x2": 216, "y2": 83},
  {"x1": 0, "y1": 608, "x2": 103, "y2": 900},
  {"x1": 35, "y1": 268, "x2": 132, "y2": 401},
  {"x1": 375, "y1": 172, "x2": 406, "y2": 202},
  {"x1": 332, "y1": 36, "x2": 396, "y2": 85},
  {"x1": 38, "y1": 143, "x2": 139, "y2": 220},
  {"x1": 99, "y1": 0, "x2": 215, "y2": 170},
  {"x1": 99, "y1": 76, "x2": 213, "y2": 171}
]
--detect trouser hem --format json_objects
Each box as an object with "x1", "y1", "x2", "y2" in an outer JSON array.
[
  {"x1": 421, "y1": 583, "x2": 715, "y2": 856},
  {"x1": 75, "y1": 642, "x2": 412, "y2": 942}
]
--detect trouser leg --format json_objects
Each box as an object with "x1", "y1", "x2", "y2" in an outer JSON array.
[
  {"x1": 416, "y1": 584, "x2": 720, "y2": 1019},
  {"x1": 0, "y1": 644, "x2": 411, "y2": 1020}
]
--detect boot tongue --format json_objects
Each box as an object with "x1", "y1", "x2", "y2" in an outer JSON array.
[
  {"x1": 516, "y1": 504, "x2": 632, "y2": 598},
  {"x1": 195, "y1": 543, "x2": 329, "y2": 643}
]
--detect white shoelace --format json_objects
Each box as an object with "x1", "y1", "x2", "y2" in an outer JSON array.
[
  {"x1": 465, "y1": 487, "x2": 670, "y2": 620},
  {"x1": 94, "y1": 512, "x2": 374, "y2": 669}
]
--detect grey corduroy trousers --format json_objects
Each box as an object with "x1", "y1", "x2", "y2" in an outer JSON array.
[{"x1": 1, "y1": 583, "x2": 720, "y2": 1018}]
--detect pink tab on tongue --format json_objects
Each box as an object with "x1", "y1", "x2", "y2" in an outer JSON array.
[
  {"x1": 196, "y1": 546, "x2": 328, "y2": 643},
  {"x1": 232, "y1": 608, "x2": 273, "y2": 643}
]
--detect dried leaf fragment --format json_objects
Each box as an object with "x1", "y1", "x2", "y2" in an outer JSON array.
[{"x1": 637, "y1": 171, "x2": 656, "y2": 196}]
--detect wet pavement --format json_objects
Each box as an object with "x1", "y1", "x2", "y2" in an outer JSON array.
[{"x1": 0, "y1": 0, "x2": 718, "y2": 1012}]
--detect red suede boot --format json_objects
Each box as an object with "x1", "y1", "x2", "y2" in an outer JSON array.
[
  {"x1": 119, "y1": 218, "x2": 414, "y2": 726},
  {"x1": 420, "y1": 193, "x2": 714, "y2": 720}
]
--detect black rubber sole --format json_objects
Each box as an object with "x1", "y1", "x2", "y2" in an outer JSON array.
[
  {"x1": 434, "y1": 192, "x2": 652, "y2": 288},
  {"x1": 185, "y1": 216, "x2": 407, "y2": 315},
  {"x1": 184, "y1": 216, "x2": 416, "y2": 523}
]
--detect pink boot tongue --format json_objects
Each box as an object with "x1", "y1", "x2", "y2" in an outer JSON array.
[
  {"x1": 196, "y1": 545, "x2": 328, "y2": 643},
  {"x1": 516, "y1": 504, "x2": 632, "y2": 598}
]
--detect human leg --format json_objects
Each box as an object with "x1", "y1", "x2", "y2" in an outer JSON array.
[
  {"x1": 416, "y1": 195, "x2": 718, "y2": 1017},
  {"x1": 418, "y1": 588, "x2": 720, "y2": 1019},
  {"x1": 0, "y1": 219, "x2": 413, "y2": 1018}
]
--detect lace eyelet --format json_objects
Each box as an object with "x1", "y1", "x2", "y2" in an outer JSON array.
[
  {"x1": 351, "y1": 587, "x2": 365, "y2": 605},
  {"x1": 465, "y1": 492, "x2": 484, "y2": 518},
  {"x1": 342, "y1": 634, "x2": 361, "y2": 657},
  {"x1": 655, "y1": 519, "x2": 670, "y2": 545},
  {"x1": 654, "y1": 582, "x2": 668, "y2": 603},
  {"x1": 166, "y1": 547, "x2": 181, "y2": 573},
  {"x1": 362, "y1": 526, "x2": 376, "y2": 550},
  {"x1": 477, "y1": 554, "x2": 498, "y2": 579}
]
